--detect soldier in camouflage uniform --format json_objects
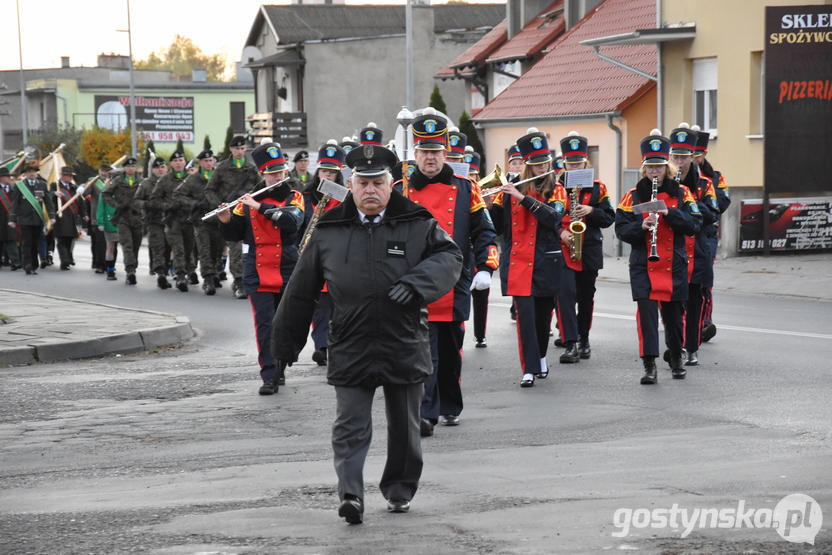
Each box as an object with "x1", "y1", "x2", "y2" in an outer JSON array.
[
  {"x1": 134, "y1": 157, "x2": 171, "y2": 289},
  {"x1": 205, "y1": 135, "x2": 258, "y2": 299},
  {"x1": 151, "y1": 151, "x2": 196, "y2": 292},
  {"x1": 102, "y1": 157, "x2": 144, "y2": 284},
  {"x1": 173, "y1": 149, "x2": 224, "y2": 295}
]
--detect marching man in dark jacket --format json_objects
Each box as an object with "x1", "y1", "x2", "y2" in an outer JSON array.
[{"x1": 271, "y1": 144, "x2": 463, "y2": 524}]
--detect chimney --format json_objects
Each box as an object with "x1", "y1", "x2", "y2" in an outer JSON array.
[
  {"x1": 192, "y1": 69, "x2": 207, "y2": 83},
  {"x1": 61, "y1": 56, "x2": 70, "y2": 68}
]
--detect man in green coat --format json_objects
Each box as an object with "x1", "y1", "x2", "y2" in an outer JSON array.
[{"x1": 102, "y1": 157, "x2": 143, "y2": 284}]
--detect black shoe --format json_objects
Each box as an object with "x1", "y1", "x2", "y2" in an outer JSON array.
[
  {"x1": 202, "y1": 279, "x2": 216, "y2": 296},
  {"x1": 339, "y1": 496, "x2": 364, "y2": 524},
  {"x1": 232, "y1": 279, "x2": 247, "y2": 299},
  {"x1": 520, "y1": 373, "x2": 535, "y2": 387},
  {"x1": 95, "y1": 267, "x2": 106, "y2": 274},
  {"x1": 701, "y1": 323, "x2": 717, "y2": 343},
  {"x1": 420, "y1": 418, "x2": 434, "y2": 437},
  {"x1": 671, "y1": 354, "x2": 686, "y2": 379},
  {"x1": 157, "y1": 274, "x2": 171, "y2": 290},
  {"x1": 40, "y1": 260, "x2": 48, "y2": 269},
  {"x1": 554, "y1": 337, "x2": 564, "y2": 348},
  {"x1": 176, "y1": 276, "x2": 189, "y2": 292},
  {"x1": 60, "y1": 262, "x2": 70, "y2": 270},
  {"x1": 126, "y1": 272, "x2": 137, "y2": 285},
  {"x1": 685, "y1": 351, "x2": 699, "y2": 366},
  {"x1": 440, "y1": 414, "x2": 460, "y2": 426},
  {"x1": 312, "y1": 349, "x2": 328, "y2": 366},
  {"x1": 663, "y1": 348, "x2": 687, "y2": 368},
  {"x1": 69, "y1": 259, "x2": 75, "y2": 266},
  {"x1": 218, "y1": 270, "x2": 227, "y2": 281},
  {"x1": 475, "y1": 338, "x2": 487, "y2": 348},
  {"x1": 106, "y1": 270, "x2": 116, "y2": 281},
  {"x1": 24, "y1": 264, "x2": 33, "y2": 275},
  {"x1": 188, "y1": 271, "x2": 199, "y2": 285},
  {"x1": 258, "y1": 379, "x2": 279, "y2": 395},
  {"x1": 213, "y1": 275, "x2": 222, "y2": 288},
  {"x1": 387, "y1": 499, "x2": 410, "y2": 513},
  {"x1": 559, "y1": 342, "x2": 580, "y2": 363},
  {"x1": 10, "y1": 264, "x2": 21, "y2": 271},
  {"x1": 149, "y1": 268, "x2": 156, "y2": 276},
  {"x1": 578, "y1": 340, "x2": 591, "y2": 359},
  {"x1": 640, "y1": 358, "x2": 657, "y2": 385}
]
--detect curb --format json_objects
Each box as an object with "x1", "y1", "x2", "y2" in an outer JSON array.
[{"x1": 0, "y1": 319, "x2": 193, "y2": 366}]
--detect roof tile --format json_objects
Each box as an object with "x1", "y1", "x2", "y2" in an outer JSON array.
[{"x1": 475, "y1": 0, "x2": 657, "y2": 121}]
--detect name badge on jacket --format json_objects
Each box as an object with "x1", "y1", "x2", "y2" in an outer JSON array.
[{"x1": 387, "y1": 241, "x2": 406, "y2": 258}]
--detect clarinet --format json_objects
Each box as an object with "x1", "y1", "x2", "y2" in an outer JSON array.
[{"x1": 648, "y1": 176, "x2": 660, "y2": 262}]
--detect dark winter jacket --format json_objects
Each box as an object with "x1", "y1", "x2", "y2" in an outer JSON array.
[{"x1": 271, "y1": 190, "x2": 463, "y2": 388}]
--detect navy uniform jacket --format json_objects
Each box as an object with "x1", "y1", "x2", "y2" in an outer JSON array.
[
  {"x1": 489, "y1": 182, "x2": 565, "y2": 298},
  {"x1": 10, "y1": 177, "x2": 55, "y2": 226},
  {"x1": 560, "y1": 179, "x2": 615, "y2": 273},
  {"x1": 680, "y1": 165, "x2": 720, "y2": 287},
  {"x1": 221, "y1": 182, "x2": 304, "y2": 294},
  {"x1": 395, "y1": 164, "x2": 498, "y2": 322},
  {"x1": 615, "y1": 178, "x2": 702, "y2": 302}
]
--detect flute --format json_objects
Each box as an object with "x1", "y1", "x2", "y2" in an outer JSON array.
[
  {"x1": 480, "y1": 170, "x2": 557, "y2": 197},
  {"x1": 202, "y1": 176, "x2": 291, "y2": 221}
]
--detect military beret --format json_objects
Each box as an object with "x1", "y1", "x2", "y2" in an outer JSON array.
[
  {"x1": 293, "y1": 150, "x2": 309, "y2": 163},
  {"x1": 151, "y1": 157, "x2": 166, "y2": 168},
  {"x1": 196, "y1": 149, "x2": 213, "y2": 160},
  {"x1": 229, "y1": 136, "x2": 246, "y2": 147},
  {"x1": 170, "y1": 151, "x2": 185, "y2": 162}
]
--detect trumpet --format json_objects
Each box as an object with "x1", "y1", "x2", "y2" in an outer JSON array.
[
  {"x1": 477, "y1": 164, "x2": 507, "y2": 193},
  {"x1": 202, "y1": 176, "x2": 291, "y2": 221},
  {"x1": 568, "y1": 184, "x2": 586, "y2": 261},
  {"x1": 647, "y1": 176, "x2": 660, "y2": 262},
  {"x1": 480, "y1": 170, "x2": 557, "y2": 197}
]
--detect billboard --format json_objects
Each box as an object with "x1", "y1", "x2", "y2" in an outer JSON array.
[
  {"x1": 739, "y1": 197, "x2": 832, "y2": 252},
  {"x1": 764, "y1": 6, "x2": 832, "y2": 194},
  {"x1": 94, "y1": 95, "x2": 195, "y2": 143}
]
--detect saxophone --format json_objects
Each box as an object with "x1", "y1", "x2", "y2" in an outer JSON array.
[{"x1": 568, "y1": 184, "x2": 586, "y2": 261}]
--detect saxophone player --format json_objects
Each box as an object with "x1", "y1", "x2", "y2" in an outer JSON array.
[
  {"x1": 614, "y1": 130, "x2": 701, "y2": 385},
  {"x1": 555, "y1": 132, "x2": 615, "y2": 362}
]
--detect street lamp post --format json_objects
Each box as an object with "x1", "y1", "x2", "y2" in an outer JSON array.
[
  {"x1": 126, "y1": 0, "x2": 137, "y2": 158},
  {"x1": 16, "y1": 0, "x2": 28, "y2": 149}
]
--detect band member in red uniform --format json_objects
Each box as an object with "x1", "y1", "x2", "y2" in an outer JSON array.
[
  {"x1": 668, "y1": 124, "x2": 720, "y2": 367},
  {"x1": 615, "y1": 130, "x2": 702, "y2": 384},
  {"x1": 300, "y1": 140, "x2": 346, "y2": 367},
  {"x1": 556, "y1": 132, "x2": 615, "y2": 362},
  {"x1": 691, "y1": 125, "x2": 730, "y2": 343},
  {"x1": 398, "y1": 107, "x2": 498, "y2": 434},
  {"x1": 219, "y1": 142, "x2": 305, "y2": 395},
  {"x1": 490, "y1": 128, "x2": 566, "y2": 387}
]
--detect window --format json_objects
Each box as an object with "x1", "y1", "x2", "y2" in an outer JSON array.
[
  {"x1": 588, "y1": 146, "x2": 600, "y2": 176},
  {"x1": 230, "y1": 102, "x2": 246, "y2": 134},
  {"x1": 693, "y1": 57, "x2": 718, "y2": 135}
]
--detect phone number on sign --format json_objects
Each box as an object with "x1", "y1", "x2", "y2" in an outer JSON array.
[{"x1": 142, "y1": 132, "x2": 193, "y2": 142}]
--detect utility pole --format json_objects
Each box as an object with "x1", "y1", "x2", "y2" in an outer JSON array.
[{"x1": 16, "y1": 0, "x2": 28, "y2": 149}]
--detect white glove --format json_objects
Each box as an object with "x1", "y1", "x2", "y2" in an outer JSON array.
[
  {"x1": 470, "y1": 271, "x2": 491, "y2": 291},
  {"x1": 76, "y1": 185, "x2": 85, "y2": 196}
]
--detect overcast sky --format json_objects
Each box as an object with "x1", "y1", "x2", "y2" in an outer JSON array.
[{"x1": 5, "y1": 0, "x2": 497, "y2": 73}]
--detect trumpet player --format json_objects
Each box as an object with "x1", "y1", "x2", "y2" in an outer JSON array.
[
  {"x1": 669, "y1": 125, "x2": 720, "y2": 367},
  {"x1": 489, "y1": 128, "x2": 565, "y2": 388},
  {"x1": 300, "y1": 140, "x2": 347, "y2": 367},
  {"x1": 615, "y1": 131, "x2": 701, "y2": 385},
  {"x1": 218, "y1": 142, "x2": 305, "y2": 396},
  {"x1": 556, "y1": 132, "x2": 615, "y2": 362}
]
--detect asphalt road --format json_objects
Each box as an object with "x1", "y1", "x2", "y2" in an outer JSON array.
[{"x1": 1, "y1": 241, "x2": 831, "y2": 554}]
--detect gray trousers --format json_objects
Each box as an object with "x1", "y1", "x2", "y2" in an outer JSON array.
[{"x1": 333, "y1": 383, "x2": 424, "y2": 503}]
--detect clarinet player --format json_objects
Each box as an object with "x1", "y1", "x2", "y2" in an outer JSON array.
[{"x1": 614, "y1": 130, "x2": 702, "y2": 385}]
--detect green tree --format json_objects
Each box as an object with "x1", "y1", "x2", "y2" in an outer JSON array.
[
  {"x1": 203, "y1": 135, "x2": 212, "y2": 151},
  {"x1": 459, "y1": 111, "x2": 484, "y2": 169},
  {"x1": 220, "y1": 126, "x2": 234, "y2": 160},
  {"x1": 27, "y1": 123, "x2": 83, "y2": 167},
  {"x1": 429, "y1": 84, "x2": 447, "y2": 115},
  {"x1": 134, "y1": 35, "x2": 230, "y2": 82}
]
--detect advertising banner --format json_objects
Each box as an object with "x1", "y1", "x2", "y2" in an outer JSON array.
[
  {"x1": 739, "y1": 197, "x2": 832, "y2": 252},
  {"x1": 94, "y1": 95, "x2": 195, "y2": 143},
  {"x1": 764, "y1": 6, "x2": 832, "y2": 194}
]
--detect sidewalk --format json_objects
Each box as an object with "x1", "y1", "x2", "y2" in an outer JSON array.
[
  {"x1": 0, "y1": 288, "x2": 193, "y2": 367},
  {"x1": 1, "y1": 252, "x2": 829, "y2": 367},
  {"x1": 599, "y1": 251, "x2": 832, "y2": 302}
]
